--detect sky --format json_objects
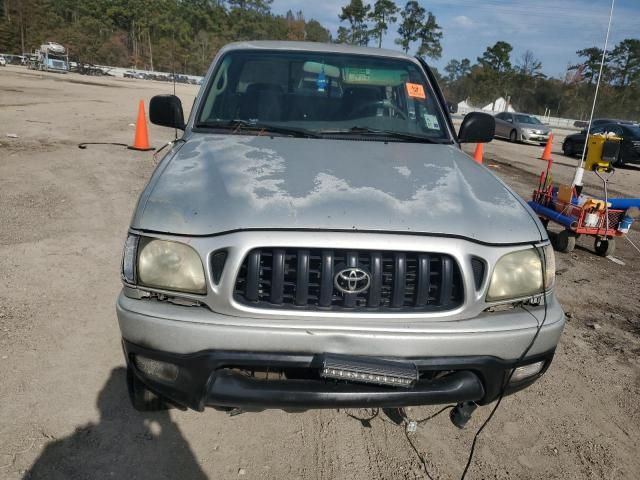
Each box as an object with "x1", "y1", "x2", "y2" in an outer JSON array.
[{"x1": 270, "y1": 0, "x2": 640, "y2": 79}]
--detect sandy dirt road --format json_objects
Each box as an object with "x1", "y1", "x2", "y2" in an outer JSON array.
[{"x1": 1, "y1": 65, "x2": 639, "y2": 480}]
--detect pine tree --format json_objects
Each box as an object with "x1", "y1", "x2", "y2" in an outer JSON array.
[
  {"x1": 368, "y1": 0, "x2": 398, "y2": 48},
  {"x1": 338, "y1": 0, "x2": 371, "y2": 46}
]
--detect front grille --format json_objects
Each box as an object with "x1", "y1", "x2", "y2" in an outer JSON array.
[
  {"x1": 233, "y1": 248, "x2": 464, "y2": 312},
  {"x1": 470, "y1": 257, "x2": 486, "y2": 290}
]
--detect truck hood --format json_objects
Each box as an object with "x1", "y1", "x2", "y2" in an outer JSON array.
[{"x1": 132, "y1": 134, "x2": 542, "y2": 244}]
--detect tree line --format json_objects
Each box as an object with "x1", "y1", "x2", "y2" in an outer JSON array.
[
  {"x1": 441, "y1": 39, "x2": 640, "y2": 120},
  {"x1": 335, "y1": 1, "x2": 638, "y2": 120},
  {"x1": 1, "y1": 0, "x2": 638, "y2": 119},
  {"x1": 0, "y1": 0, "x2": 331, "y2": 74}
]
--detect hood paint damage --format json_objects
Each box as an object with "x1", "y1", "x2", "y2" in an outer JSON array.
[{"x1": 132, "y1": 134, "x2": 542, "y2": 244}]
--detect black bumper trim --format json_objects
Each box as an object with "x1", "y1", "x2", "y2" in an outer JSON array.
[
  {"x1": 122, "y1": 340, "x2": 555, "y2": 411},
  {"x1": 206, "y1": 369, "x2": 484, "y2": 409}
]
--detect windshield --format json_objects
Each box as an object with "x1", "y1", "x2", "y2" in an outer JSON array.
[
  {"x1": 515, "y1": 114, "x2": 542, "y2": 125},
  {"x1": 197, "y1": 50, "x2": 450, "y2": 141}
]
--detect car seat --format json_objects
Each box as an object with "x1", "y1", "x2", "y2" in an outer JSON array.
[{"x1": 239, "y1": 83, "x2": 285, "y2": 121}]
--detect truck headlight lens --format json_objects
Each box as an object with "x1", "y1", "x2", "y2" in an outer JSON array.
[
  {"x1": 137, "y1": 238, "x2": 206, "y2": 294},
  {"x1": 486, "y1": 245, "x2": 554, "y2": 302}
]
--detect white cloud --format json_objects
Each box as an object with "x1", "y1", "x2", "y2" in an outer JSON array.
[{"x1": 451, "y1": 15, "x2": 475, "y2": 29}]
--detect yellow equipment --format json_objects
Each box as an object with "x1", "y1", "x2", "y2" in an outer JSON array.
[{"x1": 585, "y1": 133, "x2": 622, "y2": 171}]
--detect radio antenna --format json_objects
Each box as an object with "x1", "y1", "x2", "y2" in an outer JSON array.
[
  {"x1": 572, "y1": 0, "x2": 615, "y2": 192},
  {"x1": 172, "y1": 30, "x2": 177, "y2": 140}
]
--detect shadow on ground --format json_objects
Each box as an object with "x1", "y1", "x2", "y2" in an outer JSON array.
[{"x1": 24, "y1": 367, "x2": 207, "y2": 480}]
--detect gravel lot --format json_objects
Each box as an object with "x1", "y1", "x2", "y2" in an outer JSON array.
[{"x1": 1, "y1": 65, "x2": 639, "y2": 480}]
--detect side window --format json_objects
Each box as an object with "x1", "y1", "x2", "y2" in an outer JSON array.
[
  {"x1": 506, "y1": 114, "x2": 513, "y2": 123},
  {"x1": 495, "y1": 112, "x2": 505, "y2": 120}
]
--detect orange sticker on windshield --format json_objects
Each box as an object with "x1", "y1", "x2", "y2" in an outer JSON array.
[{"x1": 406, "y1": 83, "x2": 426, "y2": 99}]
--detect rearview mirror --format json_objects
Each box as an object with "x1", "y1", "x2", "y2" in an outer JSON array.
[
  {"x1": 457, "y1": 112, "x2": 495, "y2": 143},
  {"x1": 446, "y1": 101, "x2": 458, "y2": 114},
  {"x1": 149, "y1": 94, "x2": 185, "y2": 130},
  {"x1": 303, "y1": 61, "x2": 340, "y2": 78}
]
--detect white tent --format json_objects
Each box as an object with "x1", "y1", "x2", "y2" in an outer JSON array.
[
  {"x1": 456, "y1": 99, "x2": 474, "y2": 114},
  {"x1": 481, "y1": 97, "x2": 515, "y2": 113}
]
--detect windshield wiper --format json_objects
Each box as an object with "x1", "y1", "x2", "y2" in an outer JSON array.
[
  {"x1": 197, "y1": 120, "x2": 322, "y2": 138},
  {"x1": 318, "y1": 126, "x2": 449, "y2": 144}
]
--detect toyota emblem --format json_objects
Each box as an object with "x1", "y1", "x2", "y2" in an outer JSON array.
[{"x1": 334, "y1": 267, "x2": 371, "y2": 294}]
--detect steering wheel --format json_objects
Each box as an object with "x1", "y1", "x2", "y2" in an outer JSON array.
[{"x1": 351, "y1": 100, "x2": 408, "y2": 120}]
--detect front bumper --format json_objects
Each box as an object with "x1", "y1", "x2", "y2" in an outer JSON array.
[
  {"x1": 522, "y1": 132, "x2": 550, "y2": 143},
  {"x1": 116, "y1": 292, "x2": 565, "y2": 359},
  {"x1": 117, "y1": 291, "x2": 564, "y2": 411},
  {"x1": 123, "y1": 339, "x2": 556, "y2": 411}
]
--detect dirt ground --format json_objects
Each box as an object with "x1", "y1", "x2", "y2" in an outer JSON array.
[{"x1": 1, "y1": 65, "x2": 639, "y2": 480}]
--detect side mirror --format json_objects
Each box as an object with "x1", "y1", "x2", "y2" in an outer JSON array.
[
  {"x1": 457, "y1": 112, "x2": 495, "y2": 143},
  {"x1": 149, "y1": 94, "x2": 186, "y2": 130},
  {"x1": 446, "y1": 101, "x2": 458, "y2": 114}
]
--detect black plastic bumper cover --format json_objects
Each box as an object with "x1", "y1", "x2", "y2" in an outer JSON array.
[
  {"x1": 122, "y1": 340, "x2": 555, "y2": 411},
  {"x1": 206, "y1": 369, "x2": 484, "y2": 409}
]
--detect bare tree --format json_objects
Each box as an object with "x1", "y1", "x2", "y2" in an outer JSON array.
[{"x1": 517, "y1": 50, "x2": 543, "y2": 77}]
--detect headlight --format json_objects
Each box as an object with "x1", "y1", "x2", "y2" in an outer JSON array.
[
  {"x1": 487, "y1": 245, "x2": 554, "y2": 302},
  {"x1": 136, "y1": 237, "x2": 206, "y2": 294}
]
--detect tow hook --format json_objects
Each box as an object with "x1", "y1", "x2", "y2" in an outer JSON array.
[{"x1": 450, "y1": 401, "x2": 478, "y2": 429}]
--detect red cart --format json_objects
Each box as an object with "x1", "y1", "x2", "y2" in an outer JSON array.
[{"x1": 531, "y1": 189, "x2": 624, "y2": 256}]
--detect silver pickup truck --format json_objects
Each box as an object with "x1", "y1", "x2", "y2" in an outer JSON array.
[{"x1": 117, "y1": 41, "x2": 564, "y2": 421}]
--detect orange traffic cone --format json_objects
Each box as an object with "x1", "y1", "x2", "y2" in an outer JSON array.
[
  {"x1": 473, "y1": 143, "x2": 483, "y2": 164},
  {"x1": 129, "y1": 99, "x2": 154, "y2": 151},
  {"x1": 540, "y1": 133, "x2": 553, "y2": 161}
]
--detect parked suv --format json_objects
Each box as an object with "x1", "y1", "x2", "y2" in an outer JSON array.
[{"x1": 117, "y1": 42, "x2": 564, "y2": 416}]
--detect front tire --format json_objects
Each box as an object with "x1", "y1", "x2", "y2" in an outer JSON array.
[
  {"x1": 509, "y1": 130, "x2": 518, "y2": 143},
  {"x1": 554, "y1": 230, "x2": 576, "y2": 253},
  {"x1": 594, "y1": 237, "x2": 615, "y2": 257},
  {"x1": 563, "y1": 140, "x2": 575, "y2": 156}
]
